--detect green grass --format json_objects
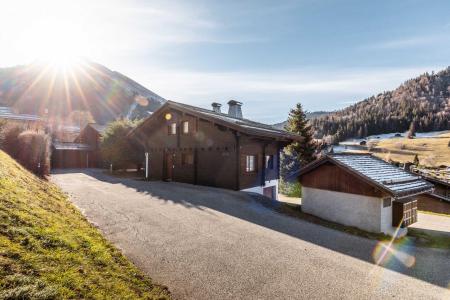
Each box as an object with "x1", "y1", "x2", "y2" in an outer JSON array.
[
  {"x1": 0, "y1": 151, "x2": 171, "y2": 299},
  {"x1": 418, "y1": 210, "x2": 450, "y2": 218},
  {"x1": 407, "y1": 228, "x2": 450, "y2": 249}
]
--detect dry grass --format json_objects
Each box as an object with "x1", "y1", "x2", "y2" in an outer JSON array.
[
  {"x1": 371, "y1": 132, "x2": 450, "y2": 167},
  {"x1": 0, "y1": 151, "x2": 171, "y2": 299}
]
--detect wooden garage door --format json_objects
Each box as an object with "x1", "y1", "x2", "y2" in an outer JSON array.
[{"x1": 263, "y1": 186, "x2": 275, "y2": 200}]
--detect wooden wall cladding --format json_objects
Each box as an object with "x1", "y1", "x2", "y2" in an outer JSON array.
[{"x1": 299, "y1": 162, "x2": 383, "y2": 198}]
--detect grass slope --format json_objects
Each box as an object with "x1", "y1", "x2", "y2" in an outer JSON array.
[
  {"x1": 372, "y1": 132, "x2": 450, "y2": 167},
  {"x1": 0, "y1": 151, "x2": 170, "y2": 299}
]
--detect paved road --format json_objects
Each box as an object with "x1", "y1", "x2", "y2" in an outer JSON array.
[
  {"x1": 410, "y1": 213, "x2": 450, "y2": 237},
  {"x1": 52, "y1": 170, "x2": 450, "y2": 300}
]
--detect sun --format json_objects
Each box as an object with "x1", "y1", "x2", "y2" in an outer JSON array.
[{"x1": 15, "y1": 7, "x2": 90, "y2": 69}]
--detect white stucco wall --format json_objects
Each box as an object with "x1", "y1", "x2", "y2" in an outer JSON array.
[
  {"x1": 302, "y1": 187, "x2": 407, "y2": 237},
  {"x1": 241, "y1": 179, "x2": 279, "y2": 200},
  {"x1": 302, "y1": 187, "x2": 381, "y2": 233}
]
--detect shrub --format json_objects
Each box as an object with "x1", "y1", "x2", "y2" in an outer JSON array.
[
  {"x1": 15, "y1": 131, "x2": 51, "y2": 176},
  {"x1": 279, "y1": 180, "x2": 302, "y2": 198},
  {"x1": 1, "y1": 125, "x2": 22, "y2": 156},
  {"x1": 100, "y1": 120, "x2": 144, "y2": 171}
]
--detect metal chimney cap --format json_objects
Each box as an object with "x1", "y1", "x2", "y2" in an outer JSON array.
[{"x1": 227, "y1": 100, "x2": 242, "y2": 106}]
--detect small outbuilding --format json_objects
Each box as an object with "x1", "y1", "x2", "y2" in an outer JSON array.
[{"x1": 298, "y1": 153, "x2": 434, "y2": 237}]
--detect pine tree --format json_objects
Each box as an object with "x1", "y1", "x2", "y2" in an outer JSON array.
[{"x1": 284, "y1": 102, "x2": 317, "y2": 167}]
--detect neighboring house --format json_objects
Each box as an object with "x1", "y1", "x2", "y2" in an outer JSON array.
[
  {"x1": 416, "y1": 176, "x2": 450, "y2": 214},
  {"x1": 129, "y1": 100, "x2": 302, "y2": 199},
  {"x1": 297, "y1": 153, "x2": 433, "y2": 236},
  {"x1": 51, "y1": 142, "x2": 93, "y2": 168},
  {"x1": 51, "y1": 123, "x2": 107, "y2": 169},
  {"x1": 0, "y1": 106, "x2": 44, "y2": 130}
]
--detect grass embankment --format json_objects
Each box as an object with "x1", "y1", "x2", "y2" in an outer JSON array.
[
  {"x1": 0, "y1": 151, "x2": 170, "y2": 299},
  {"x1": 371, "y1": 132, "x2": 450, "y2": 167}
]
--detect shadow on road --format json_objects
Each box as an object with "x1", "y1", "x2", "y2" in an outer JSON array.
[{"x1": 52, "y1": 168, "x2": 450, "y2": 289}]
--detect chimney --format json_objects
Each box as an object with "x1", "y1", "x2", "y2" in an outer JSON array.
[
  {"x1": 211, "y1": 102, "x2": 222, "y2": 113},
  {"x1": 227, "y1": 100, "x2": 243, "y2": 119}
]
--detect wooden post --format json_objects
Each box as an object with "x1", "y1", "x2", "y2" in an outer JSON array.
[
  {"x1": 235, "y1": 132, "x2": 241, "y2": 191},
  {"x1": 145, "y1": 152, "x2": 149, "y2": 180}
]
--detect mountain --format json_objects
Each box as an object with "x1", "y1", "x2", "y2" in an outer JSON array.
[
  {"x1": 273, "y1": 111, "x2": 329, "y2": 130},
  {"x1": 310, "y1": 67, "x2": 450, "y2": 143},
  {"x1": 0, "y1": 61, "x2": 165, "y2": 125}
]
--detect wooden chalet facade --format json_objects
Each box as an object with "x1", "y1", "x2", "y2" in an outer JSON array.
[
  {"x1": 298, "y1": 153, "x2": 434, "y2": 236},
  {"x1": 129, "y1": 100, "x2": 302, "y2": 199}
]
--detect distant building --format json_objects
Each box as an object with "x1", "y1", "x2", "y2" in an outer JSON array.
[
  {"x1": 51, "y1": 123, "x2": 107, "y2": 169},
  {"x1": 0, "y1": 106, "x2": 44, "y2": 130},
  {"x1": 297, "y1": 153, "x2": 433, "y2": 237},
  {"x1": 129, "y1": 100, "x2": 302, "y2": 199},
  {"x1": 416, "y1": 176, "x2": 450, "y2": 214}
]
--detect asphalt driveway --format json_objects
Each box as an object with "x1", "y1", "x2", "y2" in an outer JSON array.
[{"x1": 51, "y1": 169, "x2": 450, "y2": 300}]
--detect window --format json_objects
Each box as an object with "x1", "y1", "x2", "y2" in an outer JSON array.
[
  {"x1": 182, "y1": 121, "x2": 189, "y2": 134},
  {"x1": 383, "y1": 197, "x2": 391, "y2": 208},
  {"x1": 265, "y1": 155, "x2": 274, "y2": 169},
  {"x1": 168, "y1": 123, "x2": 177, "y2": 135},
  {"x1": 245, "y1": 155, "x2": 256, "y2": 172},
  {"x1": 181, "y1": 153, "x2": 194, "y2": 166}
]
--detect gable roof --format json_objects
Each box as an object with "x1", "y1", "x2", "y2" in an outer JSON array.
[
  {"x1": 130, "y1": 100, "x2": 302, "y2": 142},
  {"x1": 52, "y1": 142, "x2": 93, "y2": 151},
  {"x1": 0, "y1": 106, "x2": 42, "y2": 122},
  {"x1": 87, "y1": 123, "x2": 107, "y2": 135},
  {"x1": 298, "y1": 153, "x2": 434, "y2": 198}
]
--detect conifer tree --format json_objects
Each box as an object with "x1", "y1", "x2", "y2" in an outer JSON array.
[{"x1": 284, "y1": 103, "x2": 317, "y2": 166}]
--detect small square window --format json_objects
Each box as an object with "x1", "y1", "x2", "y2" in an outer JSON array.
[
  {"x1": 168, "y1": 123, "x2": 177, "y2": 135},
  {"x1": 265, "y1": 155, "x2": 274, "y2": 169},
  {"x1": 246, "y1": 155, "x2": 256, "y2": 172},
  {"x1": 383, "y1": 197, "x2": 391, "y2": 208},
  {"x1": 182, "y1": 121, "x2": 189, "y2": 134},
  {"x1": 182, "y1": 153, "x2": 194, "y2": 166}
]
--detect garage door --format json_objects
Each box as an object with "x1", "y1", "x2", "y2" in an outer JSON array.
[{"x1": 263, "y1": 186, "x2": 276, "y2": 200}]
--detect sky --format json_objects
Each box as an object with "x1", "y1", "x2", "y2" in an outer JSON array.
[{"x1": 0, "y1": 0, "x2": 449, "y2": 123}]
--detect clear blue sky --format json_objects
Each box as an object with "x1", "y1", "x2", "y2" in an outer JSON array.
[{"x1": 1, "y1": 0, "x2": 449, "y2": 123}]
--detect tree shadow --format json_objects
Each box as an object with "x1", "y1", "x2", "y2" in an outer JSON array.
[{"x1": 52, "y1": 168, "x2": 450, "y2": 289}]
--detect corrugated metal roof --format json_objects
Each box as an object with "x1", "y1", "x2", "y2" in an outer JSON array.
[
  {"x1": 0, "y1": 106, "x2": 42, "y2": 121},
  {"x1": 52, "y1": 142, "x2": 93, "y2": 151},
  {"x1": 330, "y1": 154, "x2": 433, "y2": 197}
]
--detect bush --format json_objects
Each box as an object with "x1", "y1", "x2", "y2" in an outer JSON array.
[
  {"x1": 279, "y1": 180, "x2": 302, "y2": 198},
  {"x1": 15, "y1": 131, "x2": 51, "y2": 176},
  {"x1": 100, "y1": 120, "x2": 144, "y2": 171},
  {"x1": 1, "y1": 125, "x2": 22, "y2": 156},
  {"x1": 1, "y1": 126, "x2": 51, "y2": 176}
]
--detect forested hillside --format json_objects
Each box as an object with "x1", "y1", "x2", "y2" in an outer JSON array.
[{"x1": 311, "y1": 67, "x2": 450, "y2": 143}]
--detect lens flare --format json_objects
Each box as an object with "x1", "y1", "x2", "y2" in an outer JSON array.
[{"x1": 372, "y1": 218, "x2": 415, "y2": 269}]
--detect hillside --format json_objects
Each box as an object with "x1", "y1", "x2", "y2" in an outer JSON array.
[
  {"x1": 0, "y1": 151, "x2": 170, "y2": 299},
  {"x1": 0, "y1": 61, "x2": 165, "y2": 125},
  {"x1": 273, "y1": 111, "x2": 329, "y2": 130},
  {"x1": 311, "y1": 67, "x2": 450, "y2": 143}
]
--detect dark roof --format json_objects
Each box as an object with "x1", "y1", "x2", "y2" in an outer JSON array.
[
  {"x1": 298, "y1": 153, "x2": 434, "y2": 198},
  {"x1": 130, "y1": 100, "x2": 302, "y2": 141},
  {"x1": 0, "y1": 106, "x2": 42, "y2": 122},
  {"x1": 52, "y1": 142, "x2": 93, "y2": 151}
]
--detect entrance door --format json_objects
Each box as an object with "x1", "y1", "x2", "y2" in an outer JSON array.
[{"x1": 165, "y1": 153, "x2": 175, "y2": 181}]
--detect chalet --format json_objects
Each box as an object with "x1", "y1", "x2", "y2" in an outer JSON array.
[
  {"x1": 416, "y1": 176, "x2": 450, "y2": 214},
  {"x1": 51, "y1": 123, "x2": 107, "y2": 169},
  {"x1": 297, "y1": 153, "x2": 434, "y2": 236},
  {"x1": 0, "y1": 106, "x2": 44, "y2": 130},
  {"x1": 129, "y1": 100, "x2": 302, "y2": 199}
]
